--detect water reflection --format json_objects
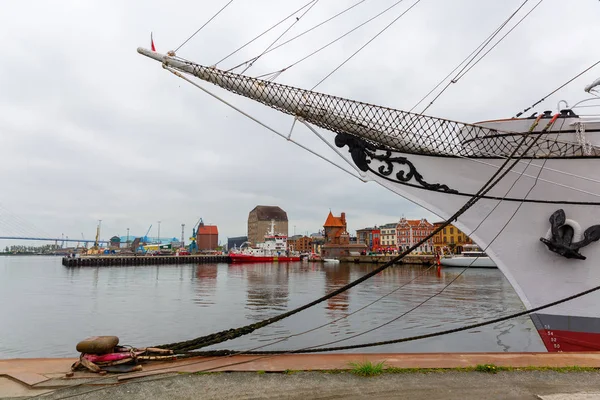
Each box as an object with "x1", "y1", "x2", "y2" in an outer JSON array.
[
  {"x1": 192, "y1": 264, "x2": 218, "y2": 306},
  {"x1": 0, "y1": 257, "x2": 546, "y2": 358},
  {"x1": 243, "y1": 264, "x2": 289, "y2": 317}
]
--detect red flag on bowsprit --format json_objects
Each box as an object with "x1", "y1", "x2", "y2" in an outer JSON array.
[{"x1": 151, "y1": 32, "x2": 156, "y2": 51}]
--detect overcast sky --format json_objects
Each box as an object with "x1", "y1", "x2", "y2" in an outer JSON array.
[{"x1": 1, "y1": 0, "x2": 599, "y2": 245}]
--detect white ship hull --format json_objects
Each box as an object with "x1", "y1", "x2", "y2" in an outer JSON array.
[
  {"x1": 361, "y1": 149, "x2": 600, "y2": 352},
  {"x1": 440, "y1": 256, "x2": 497, "y2": 268},
  {"x1": 137, "y1": 49, "x2": 600, "y2": 352}
]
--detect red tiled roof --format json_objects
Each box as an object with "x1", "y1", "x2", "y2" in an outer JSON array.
[
  {"x1": 198, "y1": 225, "x2": 218, "y2": 235},
  {"x1": 398, "y1": 219, "x2": 433, "y2": 228},
  {"x1": 324, "y1": 211, "x2": 345, "y2": 227}
]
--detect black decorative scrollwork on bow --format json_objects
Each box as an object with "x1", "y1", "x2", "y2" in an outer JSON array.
[
  {"x1": 540, "y1": 209, "x2": 600, "y2": 260},
  {"x1": 334, "y1": 133, "x2": 458, "y2": 194}
]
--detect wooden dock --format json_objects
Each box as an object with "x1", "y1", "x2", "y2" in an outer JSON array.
[{"x1": 62, "y1": 254, "x2": 230, "y2": 267}]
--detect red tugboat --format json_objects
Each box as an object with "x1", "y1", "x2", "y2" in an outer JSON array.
[{"x1": 229, "y1": 220, "x2": 300, "y2": 263}]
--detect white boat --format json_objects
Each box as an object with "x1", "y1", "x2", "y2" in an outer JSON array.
[
  {"x1": 323, "y1": 258, "x2": 340, "y2": 264},
  {"x1": 138, "y1": 37, "x2": 600, "y2": 352},
  {"x1": 229, "y1": 220, "x2": 301, "y2": 263},
  {"x1": 440, "y1": 245, "x2": 497, "y2": 268}
]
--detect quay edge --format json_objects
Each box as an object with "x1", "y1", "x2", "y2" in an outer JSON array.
[{"x1": 61, "y1": 254, "x2": 230, "y2": 267}]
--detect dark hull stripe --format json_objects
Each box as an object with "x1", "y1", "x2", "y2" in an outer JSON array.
[
  {"x1": 531, "y1": 313, "x2": 600, "y2": 352},
  {"x1": 531, "y1": 313, "x2": 600, "y2": 334}
]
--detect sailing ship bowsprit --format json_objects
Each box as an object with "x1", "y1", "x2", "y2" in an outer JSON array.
[{"x1": 138, "y1": 42, "x2": 600, "y2": 351}]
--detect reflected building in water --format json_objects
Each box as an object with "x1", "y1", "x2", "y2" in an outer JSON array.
[
  {"x1": 244, "y1": 263, "x2": 290, "y2": 320},
  {"x1": 192, "y1": 264, "x2": 218, "y2": 306},
  {"x1": 324, "y1": 264, "x2": 351, "y2": 315}
]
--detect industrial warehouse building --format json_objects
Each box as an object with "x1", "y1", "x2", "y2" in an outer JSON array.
[
  {"x1": 247, "y1": 205, "x2": 288, "y2": 245},
  {"x1": 197, "y1": 221, "x2": 218, "y2": 250}
]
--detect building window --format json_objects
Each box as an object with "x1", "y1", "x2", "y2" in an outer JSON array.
[
  {"x1": 451, "y1": 237, "x2": 455, "y2": 244},
  {"x1": 443, "y1": 228, "x2": 446, "y2": 234},
  {"x1": 450, "y1": 227, "x2": 454, "y2": 234}
]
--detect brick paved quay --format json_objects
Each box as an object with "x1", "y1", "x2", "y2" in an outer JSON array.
[{"x1": 2, "y1": 353, "x2": 600, "y2": 399}]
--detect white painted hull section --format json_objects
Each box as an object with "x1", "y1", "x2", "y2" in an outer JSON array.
[
  {"x1": 440, "y1": 256, "x2": 497, "y2": 268},
  {"x1": 363, "y1": 153, "x2": 600, "y2": 325}
]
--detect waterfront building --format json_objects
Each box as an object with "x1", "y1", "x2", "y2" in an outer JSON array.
[
  {"x1": 109, "y1": 236, "x2": 121, "y2": 249},
  {"x1": 197, "y1": 222, "x2": 218, "y2": 250},
  {"x1": 309, "y1": 232, "x2": 325, "y2": 255},
  {"x1": 294, "y1": 236, "x2": 313, "y2": 253},
  {"x1": 322, "y1": 211, "x2": 367, "y2": 257},
  {"x1": 247, "y1": 205, "x2": 288, "y2": 245},
  {"x1": 356, "y1": 227, "x2": 381, "y2": 252},
  {"x1": 287, "y1": 235, "x2": 302, "y2": 252},
  {"x1": 396, "y1": 218, "x2": 434, "y2": 253},
  {"x1": 227, "y1": 236, "x2": 248, "y2": 251},
  {"x1": 379, "y1": 223, "x2": 397, "y2": 250},
  {"x1": 432, "y1": 222, "x2": 473, "y2": 254}
]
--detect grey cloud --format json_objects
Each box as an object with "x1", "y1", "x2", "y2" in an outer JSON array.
[{"x1": 1, "y1": 0, "x2": 599, "y2": 243}]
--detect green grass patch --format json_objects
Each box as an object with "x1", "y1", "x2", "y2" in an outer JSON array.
[
  {"x1": 475, "y1": 364, "x2": 499, "y2": 374},
  {"x1": 192, "y1": 365, "x2": 598, "y2": 376},
  {"x1": 349, "y1": 360, "x2": 386, "y2": 377}
]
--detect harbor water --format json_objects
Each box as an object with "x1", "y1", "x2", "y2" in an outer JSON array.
[{"x1": 0, "y1": 256, "x2": 544, "y2": 358}]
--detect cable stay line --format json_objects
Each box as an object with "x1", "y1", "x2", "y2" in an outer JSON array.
[
  {"x1": 215, "y1": 0, "x2": 318, "y2": 68},
  {"x1": 174, "y1": 0, "x2": 235, "y2": 53},
  {"x1": 225, "y1": 0, "x2": 369, "y2": 71},
  {"x1": 240, "y1": 0, "x2": 321, "y2": 75},
  {"x1": 418, "y1": 0, "x2": 535, "y2": 114},
  {"x1": 164, "y1": 67, "x2": 363, "y2": 181},
  {"x1": 253, "y1": 0, "x2": 411, "y2": 80},
  {"x1": 514, "y1": 58, "x2": 600, "y2": 117},
  {"x1": 311, "y1": 0, "x2": 422, "y2": 90},
  {"x1": 452, "y1": 0, "x2": 544, "y2": 83}
]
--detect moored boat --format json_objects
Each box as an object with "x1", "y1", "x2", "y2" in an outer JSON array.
[
  {"x1": 229, "y1": 220, "x2": 300, "y2": 263},
  {"x1": 440, "y1": 244, "x2": 497, "y2": 268}
]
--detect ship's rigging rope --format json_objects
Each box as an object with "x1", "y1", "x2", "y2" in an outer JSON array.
[
  {"x1": 415, "y1": 0, "x2": 539, "y2": 114},
  {"x1": 215, "y1": 0, "x2": 319, "y2": 68},
  {"x1": 514, "y1": 58, "x2": 600, "y2": 117},
  {"x1": 310, "y1": 0, "x2": 422, "y2": 90},
  {"x1": 174, "y1": 0, "x2": 235, "y2": 53},
  {"x1": 240, "y1": 0, "x2": 321, "y2": 75},
  {"x1": 221, "y1": 0, "x2": 369, "y2": 70},
  {"x1": 152, "y1": 114, "x2": 555, "y2": 353},
  {"x1": 252, "y1": 0, "x2": 413, "y2": 79}
]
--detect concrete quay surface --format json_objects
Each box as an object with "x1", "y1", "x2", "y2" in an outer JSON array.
[{"x1": 2, "y1": 353, "x2": 600, "y2": 399}]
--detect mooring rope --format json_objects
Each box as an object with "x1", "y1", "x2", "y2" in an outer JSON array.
[
  {"x1": 188, "y1": 278, "x2": 600, "y2": 356},
  {"x1": 199, "y1": 117, "x2": 559, "y2": 360},
  {"x1": 154, "y1": 117, "x2": 555, "y2": 353}
]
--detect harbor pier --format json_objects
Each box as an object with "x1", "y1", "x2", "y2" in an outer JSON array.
[{"x1": 62, "y1": 254, "x2": 230, "y2": 267}]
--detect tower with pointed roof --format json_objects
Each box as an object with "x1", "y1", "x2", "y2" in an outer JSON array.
[
  {"x1": 323, "y1": 211, "x2": 349, "y2": 246},
  {"x1": 322, "y1": 211, "x2": 366, "y2": 257}
]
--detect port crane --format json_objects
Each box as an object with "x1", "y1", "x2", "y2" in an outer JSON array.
[
  {"x1": 188, "y1": 217, "x2": 203, "y2": 254},
  {"x1": 145, "y1": 224, "x2": 153, "y2": 242}
]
